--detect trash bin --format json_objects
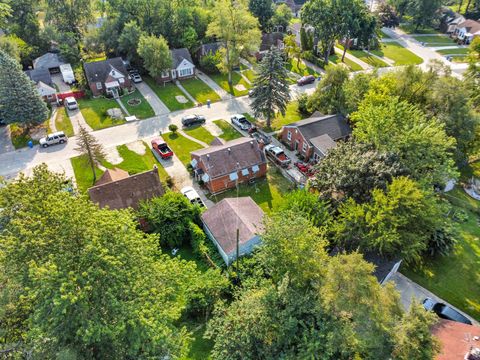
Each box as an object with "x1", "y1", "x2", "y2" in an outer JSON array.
[
  {"x1": 27, "y1": 140, "x2": 33, "y2": 149},
  {"x1": 207, "y1": 99, "x2": 211, "y2": 108}
]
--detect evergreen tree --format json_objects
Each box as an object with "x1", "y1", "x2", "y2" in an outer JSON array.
[
  {"x1": 75, "y1": 126, "x2": 106, "y2": 184},
  {"x1": 0, "y1": 50, "x2": 48, "y2": 127},
  {"x1": 250, "y1": 48, "x2": 290, "y2": 128}
]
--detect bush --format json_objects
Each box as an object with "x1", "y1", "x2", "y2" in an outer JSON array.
[
  {"x1": 199, "y1": 50, "x2": 222, "y2": 74},
  {"x1": 426, "y1": 224, "x2": 458, "y2": 257},
  {"x1": 297, "y1": 93, "x2": 311, "y2": 116},
  {"x1": 168, "y1": 124, "x2": 178, "y2": 134},
  {"x1": 165, "y1": 176, "x2": 174, "y2": 188}
]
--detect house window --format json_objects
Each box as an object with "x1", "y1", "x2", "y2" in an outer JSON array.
[
  {"x1": 161, "y1": 71, "x2": 169, "y2": 78},
  {"x1": 302, "y1": 142, "x2": 308, "y2": 153},
  {"x1": 313, "y1": 153, "x2": 321, "y2": 163},
  {"x1": 96, "y1": 82, "x2": 102, "y2": 90},
  {"x1": 118, "y1": 77, "x2": 125, "y2": 84},
  {"x1": 179, "y1": 68, "x2": 192, "y2": 77},
  {"x1": 287, "y1": 131, "x2": 292, "y2": 141}
]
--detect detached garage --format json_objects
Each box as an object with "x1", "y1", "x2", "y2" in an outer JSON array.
[{"x1": 33, "y1": 52, "x2": 66, "y2": 74}]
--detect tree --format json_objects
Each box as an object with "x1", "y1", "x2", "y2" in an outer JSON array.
[
  {"x1": 0, "y1": 166, "x2": 195, "y2": 358},
  {"x1": 75, "y1": 126, "x2": 106, "y2": 184},
  {"x1": 249, "y1": 0, "x2": 274, "y2": 30},
  {"x1": 376, "y1": 3, "x2": 400, "y2": 28},
  {"x1": 388, "y1": 0, "x2": 411, "y2": 18},
  {"x1": 407, "y1": 0, "x2": 443, "y2": 30},
  {"x1": 207, "y1": 0, "x2": 261, "y2": 88},
  {"x1": 465, "y1": 37, "x2": 480, "y2": 110},
  {"x1": 0, "y1": 35, "x2": 33, "y2": 63},
  {"x1": 279, "y1": 190, "x2": 332, "y2": 228},
  {"x1": 137, "y1": 34, "x2": 172, "y2": 79},
  {"x1": 250, "y1": 48, "x2": 290, "y2": 128},
  {"x1": 311, "y1": 141, "x2": 407, "y2": 203},
  {"x1": 168, "y1": 124, "x2": 178, "y2": 134},
  {"x1": 137, "y1": 192, "x2": 202, "y2": 248},
  {"x1": 284, "y1": 34, "x2": 301, "y2": 66},
  {"x1": 118, "y1": 20, "x2": 144, "y2": 63},
  {"x1": 271, "y1": 3, "x2": 292, "y2": 31},
  {"x1": 343, "y1": 71, "x2": 377, "y2": 114},
  {"x1": 0, "y1": 1, "x2": 11, "y2": 28},
  {"x1": 46, "y1": 0, "x2": 94, "y2": 34},
  {"x1": 0, "y1": 50, "x2": 48, "y2": 127}
]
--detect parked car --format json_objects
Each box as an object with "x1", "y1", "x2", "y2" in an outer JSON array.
[
  {"x1": 180, "y1": 186, "x2": 205, "y2": 207},
  {"x1": 264, "y1": 144, "x2": 291, "y2": 168},
  {"x1": 231, "y1": 114, "x2": 252, "y2": 131},
  {"x1": 64, "y1": 96, "x2": 78, "y2": 110},
  {"x1": 39, "y1": 131, "x2": 68, "y2": 148},
  {"x1": 181, "y1": 114, "x2": 206, "y2": 127},
  {"x1": 248, "y1": 89, "x2": 254, "y2": 97},
  {"x1": 129, "y1": 72, "x2": 142, "y2": 83},
  {"x1": 422, "y1": 298, "x2": 472, "y2": 325},
  {"x1": 297, "y1": 75, "x2": 316, "y2": 86},
  {"x1": 151, "y1": 138, "x2": 173, "y2": 159},
  {"x1": 249, "y1": 128, "x2": 271, "y2": 145}
]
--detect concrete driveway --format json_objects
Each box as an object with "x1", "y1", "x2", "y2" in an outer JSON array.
[
  {"x1": 51, "y1": 74, "x2": 71, "y2": 93},
  {"x1": 390, "y1": 272, "x2": 478, "y2": 325},
  {"x1": 0, "y1": 125, "x2": 13, "y2": 154},
  {"x1": 135, "y1": 82, "x2": 170, "y2": 116},
  {"x1": 67, "y1": 107, "x2": 92, "y2": 133}
]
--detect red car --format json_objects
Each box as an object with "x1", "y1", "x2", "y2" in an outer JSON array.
[
  {"x1": 151, "y1": 138, "x2": 173, "y2": 159},
  {"x1": 297, "y1": 75, "x2": 316, "y2": 86}
]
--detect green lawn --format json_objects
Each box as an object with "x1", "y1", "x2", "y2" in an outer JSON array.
[
  {"x1": 208, "y1": 165, "x2": 293, "y2": 213},
  {"x1": 242, "y1": 69, "x2": 256, "y2": 83},
  {"x1": 399, "y1": 24, "x2": 440, "y2": 34},
  {"x1": 144, "y1": 77, "x2": 194, "y2": 111},
  {"x1": 348, "y1": 49, "x2": 390, "y2": 67},
  {"x1": 9, "y1": 124, "x2": 39, "y2": 149},
  {"x1": 371, "y1": 42, "x2": 423, "y2": 65},
  {"x1": 78, "y1": 97, "x2": 126, "y2": 130},
  {"x1": 183, "y1": 125, "x2": 216, "y2": 144},
  {"x1": 213, "y1": 119, "x2": 242, "y2": 141},
  {"x1": 120, "y1": 90, "x2": 155, "y2": 119},
  {"x1": 71, "y1": 155, "x2": 104, "y2": 193},
  {"x1": 209, "y1": 72, "x2": 251, "y2": 96},
  {"x1": 270, "y1": 101, "x2": 303, "y2": 131},
  {"x1": 286, "y1": 58, "x2": 320, "y2": 77},
  {"x1": 180, "y1": 78, "x2": 221, "y2": 104},
  {"x1": 451, "y1": 55, "x2": 468, "y2": 63},
  {"x1": 329, "y1": 53, "x2": 364, "y2": 71},
  {"x1": 55, "y1": 106, "x2": 74, "y2": 136},
  {"x1": 163, "y1": 132, "x2": 204, "y2": 166},
  {"x1": 403, "y1": 187, "x2": 480, "y2": 320},
  {"x1": 437, "y1": 48, "x2": 470, "y2": 55},
  {"x1": 380, "y1": 30, "x2": 392, "y2": 39},
  {"x1": 412, "y1": 35, "x2": 455, "y2": 46}
]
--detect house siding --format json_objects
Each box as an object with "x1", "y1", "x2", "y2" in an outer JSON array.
[
  {"x1": 280, "y1": 126, "x2": 314, "y2": 160},
  {"x1": 203, "y1": 223, "x2": 230, "y2": 265}
]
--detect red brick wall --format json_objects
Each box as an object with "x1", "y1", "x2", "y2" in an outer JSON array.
[{"x1": 280, "y1": 127, "x2": 313, "y2": 160}]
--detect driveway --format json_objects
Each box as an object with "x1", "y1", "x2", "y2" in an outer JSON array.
[
  {"x1": 0, "y1": 125, "x2": 13, "y2": 154},
  {"x1": 390, "y1": 272, "x2": 478, "y2": 325},
  {"x1": 135, "y1": 82, "x2": 170, "y2": 116},
  {"x1": 51, "y1": 74, "x2": 71, "y2": 93},
  {"x1": 67, "y1": 108, "x2": 93, "y2": 133}
]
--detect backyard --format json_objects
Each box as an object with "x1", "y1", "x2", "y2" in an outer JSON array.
[
  {"x1": 213, "y1": 119, "x2": 242, "y2": 141},
  {"x1": 55, "y1": 106, "x2": 74, "y2": 136},
  {"x1": 371, "y1": 42, "x2": 423, "y2": 65},
  {"x1": 163, "y1": 132, "x2": 204, "y2": 166},
  {"x1": 78, "y1": 97, "x2": 125, "y2": 130},
  {"x1": 144, "y1": 77, "x2": 194, "y2": 111},
  {"x1": 121, "y1": 90, "x2": 155, "y2": 119},
  {"x1": 209, "y1": 71, "x2": 251, "y2": 96},
  {"x1": 180, "y1": 78, "x2": 221, "y2": 104}
]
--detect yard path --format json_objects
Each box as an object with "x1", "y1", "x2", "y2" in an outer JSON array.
[
  {"x1": 334, "y1": 47, "x2": 372, "y2": 70},
  {"x1": 236, "y1": 71, "x2": 252, "y2": 85},
  {"x1": 115, "y1": 98, "x2": 130, "y2": 116},
  {"x1": 175, "y1": 81, "x2": 197, "y2": 105},
  {"x1": 178, "y1": 130, "x2": 209, "y2": 148},
  {"x1": 302, "y1": 59, "x2": 325, "y2": 74},
  {"x1": 49, "y1": 105, "x2": 58, "y2": 132},
  {"x1": 196, "y1": 71, "x2": 231, "y2": 101},
  {"x1": 135, "y1": 82, "x2": 169, "y2": 116},
  {"x1": 67, "y1": 107, "x2": 93, "y2": 133}
]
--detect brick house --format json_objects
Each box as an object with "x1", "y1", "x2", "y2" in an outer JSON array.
[
  {"x1": 190, "y1": 137, "x2": 267, "y2": 194},
  {"x1": 157, "y1": 48, "x2": 196, "y2": 83},
  {"x1": 279, "y1": 112, "x2": 351, "y2": 163},
  {"x1": 25, "y1": 68, "x2": 57, "y2": 103},
  {"x1": 83, "y1": 57, "x2": 132, "y2": 97}
]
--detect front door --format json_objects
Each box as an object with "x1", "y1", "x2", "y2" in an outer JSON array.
[{"x1": 294, "y1": 140, "x2": 299, "y2": 151}]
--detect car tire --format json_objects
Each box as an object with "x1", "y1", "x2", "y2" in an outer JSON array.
[
  {"x1": 42, "y1": 144, "x2": 48, "y2": 148},
  {"x1": 201, "y1": 119, "x2": 206, "y2": 124},
  {"x1": 59, "y1": 140, "x2": 65, "y2": 144}
]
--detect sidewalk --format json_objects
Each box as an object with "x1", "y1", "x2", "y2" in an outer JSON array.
[{"x1": 175, "y1": 81, "x2": 197, "y2": 105}]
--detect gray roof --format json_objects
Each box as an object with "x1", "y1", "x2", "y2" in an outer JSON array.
[
  {"x1": 83, "y1": 57, "x2": 127, "y2": 84},
  {"x1": 310, "y1": 134, "x2": 337, "y2": 155},
  {"x1": 198, "y1": 42, "x2": 222, "y2": 56},
  {"x1": 171, "y1": 48, "x2": 194, "y2": 68},
  {"x1": 25, "y1": 68, "x2": 53, "y2": 86},
  {"x1": 287, "y1": 113, "x2": 351, "y2": 143},
  {"x1": 260, "y1": 32, "x2": 284, "y2": 52},
  {"x1": 33, "y1": 52, "x2": 65, "y2": 70},
  {"x1": 201, "y1": 197, "x2": 264, "y2": 255},
  {"x1": 191, "y1": 137, "x2": 266, "y2": 179}
]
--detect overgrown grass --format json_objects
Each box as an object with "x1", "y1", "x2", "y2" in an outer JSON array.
[
  {"x1": 121, "y1": 90, "x2": 155, "y2": 119},
  {"x1": 180, "y1": 78, "x2": 221, "y2": 104},
  {"x1": 144, "y1": 77, "x2": 194, "y2": 111},
  {"x1": 55, "y1": 107, "x2": 74, "y2": 136},
  {"x1": 209, "y1": 72, "x2": 251, "y2": 96},
  {"x1": 78, "y1": 97, "x2": 126, "y2": 130},
  {"x1": 183, "y1": 125, "x2": 216, "y2": 144},
  {"x1": 213, "y1": 119, "x2": 242, "y2": 141},
  {"x1": 163, "y1": 132, "x2": 204, "y2": 166},
  {"x1": 371, "y1": 42, "x2": 423, "y2": 65}
]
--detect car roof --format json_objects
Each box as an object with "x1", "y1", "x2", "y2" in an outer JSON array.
[
  {"x1": 439, "y1": 306, "x2": 471, "y2": 324},
  {"x1": 49, "y1": 131, "x2": 65, "y2": 137},
  {"x1": 65, "y1": 96, "x2": 76, "y2": 102},
  {"x1": 233, "y1": 114, "x2": 245, "y2": 118}
]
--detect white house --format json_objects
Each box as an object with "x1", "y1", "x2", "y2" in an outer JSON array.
[
  {"x1": 159, "y1": 48, "x2": 196, "y2": 83},
  {"x1": 453, "y1": 19, "x2": 480, "y2": 44}
]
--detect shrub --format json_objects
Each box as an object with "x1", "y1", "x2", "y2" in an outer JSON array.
[
  {"x1": 297, "y1": 93, "x2": 311, "y2": 116},
  {"x1": 426, "y1": 224, "x2": 458, "y2": 257},
  {"x1": 168, "y1": 124, "x2": 178, "y2": 134},
  {"x1": 199, "y1": 50, "x2": 222, "y2": 74},
  {"x1": 165, "y1": 176, "x2": 174, "y2": 188}
]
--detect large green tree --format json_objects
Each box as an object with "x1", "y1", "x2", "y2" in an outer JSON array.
[
  {"x1": 137, "y1": 34, "x2": 172, "y2": 79},
  {"x1": 75, "y1": 126, "x2": 106, "y2": 184},
  {"x1": 307, "y1": 64, "x2": 349, "y2": 114},
  {"x1": 250, "y1": 48, "x2": 290, "y2": 128},
  {"x1": 466, "y1": 37, "x2": 480, "y2": 110},
  {"x1": 271, "y1": 3, "x2": 292, "y2": 30},
  {"x1": 0, "y1": 50, "x2": 48, "y2": 127},
  {"x1": 407, "y1": 0, "x2": 443, "y2": 30},
  {"x1": 249, "y1": 0, "x2": 274, "y2": 30},
  {"x1": 118, "y1": 20, "x2": 144, "y2": 63},
  {"x1": 0, "y1": 166, "x2": 195, "y2": 358},
  {"x1": 46, "y1": 0, "x2": 94, "y2": 34}
]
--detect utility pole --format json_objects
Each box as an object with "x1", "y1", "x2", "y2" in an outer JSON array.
[{"x1": 236, "y1": 228, "x2": 240, "y2": 273}]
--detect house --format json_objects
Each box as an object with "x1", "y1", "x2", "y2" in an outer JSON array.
[
  {"x1": 88, "y1": 167, "x2": 165, "y2": 210},
  {"x1": 190, "y1": 137, "x2": 267, "y2": 194},
  {"x1": 442, "y1": 13, "x2": 465, "y2": 34},
  {"x1": 25, "y1": 68, "x2": 57, "y2": 103},
  {"x1": 83, "y1": 57, "x2": 132, "y2": 97},
  {"x1": 256, "y1": 32, "x2": 285, "y2": 60},
  {"x1": 191, "y1": 137, "x2": 267, "y2": 194},
  {"x1": 33, "y1": 52, "x2": 66, "y2": 73},
  {"x1": 453, "y1": 19, "x2": 480, "y2": 44},
  {"x1": 431, "y1": 319, "x2": 480, "y2": 360},
  {"x1": 158, "y1": 48, "x2": 196, "y2": 83},
  {"x1": 201, "y1": 197, "x2": 264, "y2": 265},
  {"x1": 196, "y1": 42, "x2": 223, "y2": 60},
  {"x1": 279, "y1": 112, "x2": 351, "y2": 163}
]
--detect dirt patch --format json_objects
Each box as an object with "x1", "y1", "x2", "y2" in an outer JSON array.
[
  {"x1": 234, "y1": 84, "x2": 247, "y2": 92},
  {"x1": 126, "y1": 140, "x2": 146, "y2": 155},
  {"x1": 127, "y1": 98, "x2": 141, "y2": 106},
  {"x1": 105, "y1": 146, "x2": 123, "y2": 165},
  {"x1": 175, "y1": 95, "x2": 188, "y2": 104}
]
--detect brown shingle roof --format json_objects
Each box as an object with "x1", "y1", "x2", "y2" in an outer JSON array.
[
  {"x1": 458, "y1": 19, "x2": 480, "y2": 34},
  {"x1": 431, "y1": 319, "x2": 480, "y2": 360},
  {"x1": 88, "y1": 168, "x2": 164, "y2": 210},
  {"x1": 95, "y1": 168, "x2": 129, "y2": 186},
  {"x1": 191, "y1": 137, "x2": 266, "y2": 179},
  {"x1": 201, "y1": 197, "x2": 264, "y2": 255},
  {"x1": 285, "y1": 114, "x2": 351, "y2": 143}
]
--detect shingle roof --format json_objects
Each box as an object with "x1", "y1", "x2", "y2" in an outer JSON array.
[
  {"x1": 191, "y1": 137, "x2": 266, "y2": 179},
  {"x1": 287, "y1": 114, "x2": 351, "y2": 143},
  {"x1": 171, "y1": 48, "x2": 194, "y2": 68},
  {"x1": 36, "y1": 81, "x2": 56, "y2": 96},
  {"x1": 25, "y1": 68, "x2": 53, "y2": 86},
  {"x1": 201, "y1": 197, "x2": 264, "y2": 255},
  {"x1": 260, "y1": 32, "x2": 284, "y2": 51},
  {"x1": 33, "y1": 52, "x2": 65, "y2": 70},
  {"x1": 95, "y1": 168, "x2": 129, "y2": 186},
  {"x1": 458, "y1": 19, "x2": 480, "y2": 34},
  {"x1": 310, "y1": 134, "x2": 337, "y2": 154},
  {"x1": 199, "y1": 42, "x2": 222, "y2": 56},
  {"x1": 431, "y1": 320, "x2": 480, "y2": 360},
  {"x1": 83, "y1": 57, "x2": 127, "y2": 84},
  {"x1": 88, "y1": 168, "x2": 165, "y2": 210}
]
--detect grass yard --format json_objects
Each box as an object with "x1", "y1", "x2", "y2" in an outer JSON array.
[
  {"x1": 121, "y1": 90, "x2": 155, "y2": 119},
  {"x1": 213, "y1": 119, "x2": 242, "y2": 141},
  {"x1": 55, "y1": 106, "x2": 74, "y2": 136},
  {"x1": 451, "y1": 55, "x2": 468, "y2": 62},
  {"x1": 183, "y1": 125, "x2": 216, "y2": 144},
  {"x1": 242, "y1": 69, "x2": 256, "y2": 83},
  {"x1": 208, "y1": 165, "x2": 293, "y2": 213},
  {"x1": 144, "y1": 77, "x2": 194, "y2": 111},
  {"x1": 399, "y1": 24, "x2": 440, "y2": 34},
  {"x1": 209, "y1": 71, "x2": 251, "y2": 96},
  {"x1": 348, "y1": 49, "x2": 390, "y2": 67},
  {"x1": 9, "y1": 124, "x2": 39, "y2": 149},
  {"x1": 437, "y1": 48, "x2": 470, "y2": 55},
  {"x1": 286, "y1": 58, "x2": 320, "y2": 77},
  {"x1": 403, "y1": 187, "x2": 480, "y2": 320},
  {"x1": 180, "y1": 78, "x2": 221, "y2": 104},
  {"x1": 164, "y1": 132, "x2": 204, "y2": 166},
  {"x1": 412, "y1": 35, "x2": 455, "y2": 46},
  {"x1": 379, "y1": 30, "x2": 392, "y2": 39},
  {"x1": 71, "y1": 155, "x2": 104, "y2": 193},
  {"x1": 329, "y1": 53, "x2": 364, "y2": 71},
  {"x1": 78, "y1": 97, "x2": 125, "y2": 130},
  {"x1": 269, "y1": 101, "x2": 303, "y2": 131},
  {"x1": 371, "y1": 42, "x2": 423, "y2": 65}
]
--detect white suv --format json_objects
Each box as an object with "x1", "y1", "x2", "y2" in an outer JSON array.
[
  {"x1": 64, "y1": 96, "x2": 78, "y2": 110},
  {"x1": 39, "y1": 131, "x2": 68, "y2": 148}
]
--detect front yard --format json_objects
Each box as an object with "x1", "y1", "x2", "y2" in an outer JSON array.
[
  {"x1": 180, "y1": 78, "x2": 221, "y2": 104},
  {"x1": 209, "y1": 71, "x2": 251, "y2": 96},
  {"x1": 412, "y1": 35, "x2": 456, "y2": 46},
  {"x1": 55, "y1": 106, "x2": 74, "y2": 136},
  {"x1": 286, "y1": 58, "x2": 320, "y2": 77},
  {"x1": 347, "y1": 49, "x2": 390, "y2": 67},
  {"x1": 121, "y1": 90, "x2": 155, "y2": 119},
  {"x1": 213, "y1": 119, "x2": 242, "y2": 141},
  {"x1": 78, "y1": 97, "x2": 125, "y2": 130},
  {"x1": 183, "y1": 125, "x2": 216, "y2": 144},
  {"x1": 208, "y1": 165, "x2": 293, "y2": 213},
  {"x1": 371, "y1": 42, "x2": 423, "y2": 65},
  {"x1": 144, "y1": 77, "x2": 194, "y2": 111},
  {"x1": 329, "y1": 53, "x2": 364, "y2": 71},
  {"x1": 163, "y1": 132, "x2": 204, "y2": 166}
]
